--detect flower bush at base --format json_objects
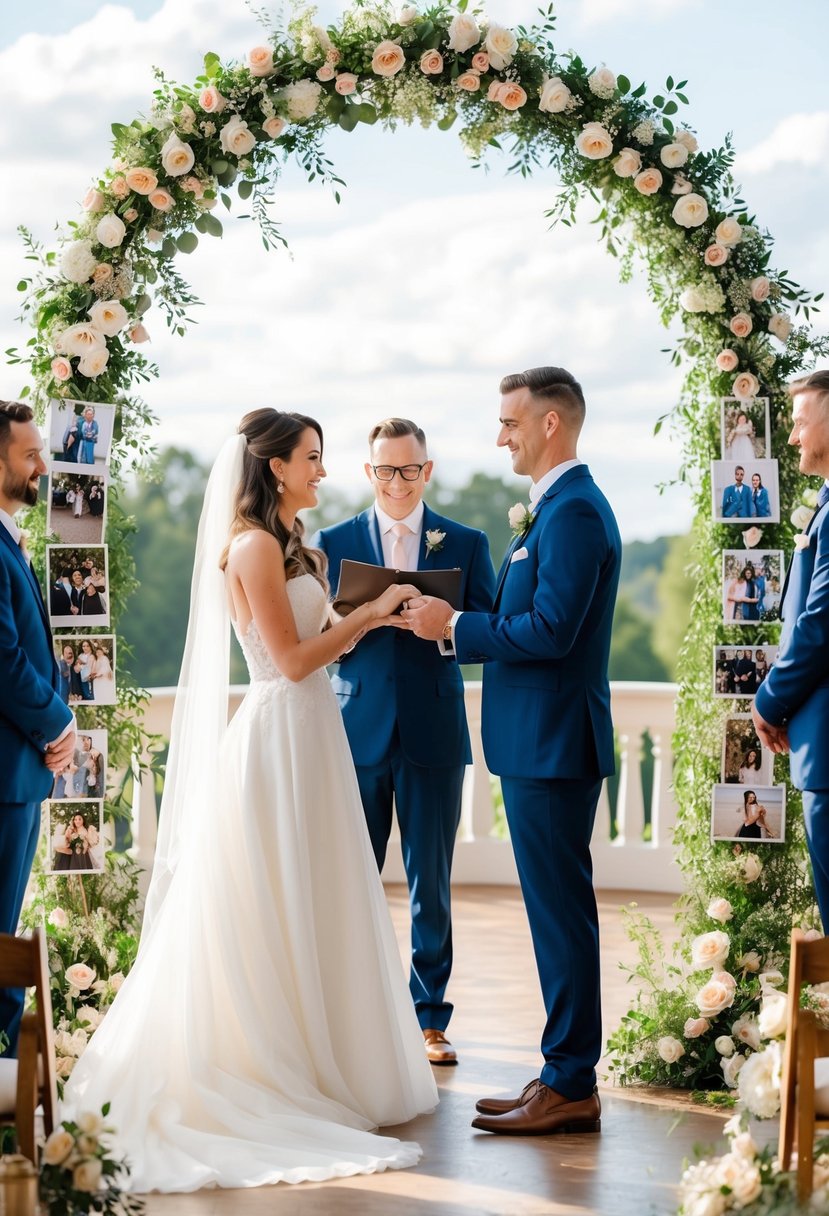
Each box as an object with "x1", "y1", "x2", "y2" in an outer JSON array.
[{"x1": 40, "y1": 1106, "x2": 145, "y2": 1216}]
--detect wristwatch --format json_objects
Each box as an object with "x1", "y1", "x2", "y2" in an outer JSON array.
[{"x1": 442, "y1": 620, "x2": 453, "y2": 642}]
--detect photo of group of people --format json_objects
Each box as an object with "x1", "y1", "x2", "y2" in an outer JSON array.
[
  {"x1": 722, "y1": 550, "x2": 784, "y2": 624},
  {"x1": 47, "y1": 546, "x2": 110, "y2": 628},
  {"x1": 47, "y1": 467, "x2": 108, "y2": 545},
  {"x1": 51, "y1": 729, "x2": 107, "y2": 800},
  {"x1": 46, "y1": 801, "x2": 105, "y2": 875},
  {"x1": 713, "y1": 644, "x2": 778, "y2": 697},
  {"x1": 54, "y1": 636, "x2": 116, "y2": 705},
  {"x1": 49, "y1": 400, "x2": 114, "y2": 469},
  {"x1": 712, "y1": 398, "x2": 780, "y2": 524}
]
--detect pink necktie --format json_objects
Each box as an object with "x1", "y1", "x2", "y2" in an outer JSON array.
[{"x1": 390, "y1": 523, "x2": 410, "y2": 570}]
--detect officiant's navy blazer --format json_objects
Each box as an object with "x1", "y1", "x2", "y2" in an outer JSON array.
[
  {"x1": 454, "y1": 464, "x2": 621, "y2": 780},
  {"x1": 0, "y1": 525, "x2": 71, "y2": 803},
  {"x1": 755, "y1": 500, "x2": 829, "y2": 790},
  {"x1": 313, "y1": 503, "x2": 495, "y2": 767}
]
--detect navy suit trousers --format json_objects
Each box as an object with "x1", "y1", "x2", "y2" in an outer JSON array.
[
  {"x1": 802, "y1": 789, "x2": 829, "y2": 930},
  {"x1": 0, "y1": 801, "x2": 42, "y2": 1056}
]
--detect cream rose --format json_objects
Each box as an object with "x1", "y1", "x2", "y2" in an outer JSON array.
[
  {"x1": 248, "y1": 45, "x2": 275, "y2": 77},
  {"x1": 576, "y1": 122, "x2": 613, "y2": 160},
  {"x1": 95, "y1": 213, "x2": 126, "y2": 249},
  {"x1": 472, "y1": 51, "x2": 490, "y2": 73},
  {"x1": 680, "y1": 286, "x2": 706, "y2": 313},
  {"x1": 129, "y1": 323, "x2": 150, "y2": 343},
  {"x1": 759, "y1": 969, "x2": 785, "y2": 992},
  {"x1": 538, "y1": 75, "x2": 571, "y2": 114},
  {"x1": 73, "y1": 1158, "x2": 103, "y2": 1193},
  {"x1": 613, "y1": 147, "x2": 641, "y2": 178},
  {"x1": 791, "y1": 505, "x2": 815, "y2": 530},
  {"x1": 769, "y1": 313, "x2": 793, "y2": 342},
  {"x1": 281, "y1": 80, "x2": 323, "y2": 120},
  {"x1": 420, "y1": 50, "x2": 444, "y2": 75},
  {"x1": 109, "y1": 971, "x2": 125, "y2": 993},
  {"x1": 78, "y1": 348, "x2": 109, "y2": 379},
  {"x1": 715, "y1": 216, "x2": 743, "y2": 247},
  {"x1": 588, "y1": 66, "x2": 616, "y2": 97},
  {"x1": 716, "y1": 1155, "x2": 761, "y2": 1207},
  {"x1": 124, "y1": 166, "x2": 158, "y2": 195},
  {"x1": 733, "y1": 371, "x2": 760, "y2": 400},
  {"x1": 123, "y1": 207, "x2": 138, "y2": 222},
  {"x1": 722, "y1": 1052, "x2": 746, "y2": 1088},
  {"x1": 66, "y1": 961, "x2": 97, "y2": 990},
  {"x1": 262, "y1": 116, "x2": 287, "y2": 139},
  {"x1": 683, "y1": 1017, "x2": 710, "y2": 1039},
  {"x1": 729, "y1": 312, "x2": 753, "y2": 338},
  {"x1": 88, "y1": 300, "x2": 128, "y2": 336},
  {"x1": 758, "y1": 991, "x2": 787, "y2": 1039},
  {"x1": 737, "y1": 1042, "x2": 781, "y2": 1118},
  {"x1": 670, "y1": 173, "x2": 693, "y2": 195},
  {"x1": 455, "y1": 71, "x2": 481, "y2": 92},
  {"x1": 716, "y1": 349, "x2": 739, "y2": 373},
  {"x1": 675, "y1": 127, "x2": 699, "y2": 153},
  {"x1": 695, "y1": 977, "x2": 736, "y2": 1017},
  {"x1": 56, "y1": 323, "x2": 105, "y2": 357},
  {"x1": 750, "y1": 275, "x2": 771, "y2": 302},
  {"x1": 110, "y1": 175, "x2": 129, "y2": 200},
  {"x1": 704, "y1": 243, "x2": 729, "y2": 267},
  {"x1": 498, "y1": 82, "x2": 527, "y2": 111},
  {"x1": 731, "y1": 1015, "x2": 761, "y2": 1051},
  {"x1": 372, "y1": 40, "x2": 406, "y2": 77},
  {"x1": 160, "y1": 133, "x2": 195, "y2": 177},
  {"x1": 707, "y1": 897, "x2": 733, "y2": 924},
  {"x1": 660, "y1": 142, "x2": 689, "y2": 169},
  {"x1": 672, "y1": 192, "x2": 709, "y2": 228},
  {"x1": 508, "y1": 503, "x2": 528, "y2": 530},
  {"x1": 199, "y1": 85, "x2": 227, "y2": 114},
  {"x1": 715, "y1": 1035, "x2": 735, "y2": 1057},
  {"x1": 691, "y1": 929, "x2": 730, "y2": 970},
  {"x1": 447, "y1": 12, "x2": 481, "y2": 53},
  {"x1": 634, "y1": 167, "x2": 663, "y2": 195},
  {"x1": 316, "y1": 64, "x2": 335, "y2": 81},
  {"x1": 334, "y1": 74, "x2": 358, "y2": 97},
  {"x1": 61, "y1": 239, "x2": 98, "y2": 284},
  {"x1": 485, "y1": 23, "x2": 518, "y2": 70},
  {"x1": 148, "y1": 187, "x2": 175, "y2": 213},
  {"x1": 76, "y1": 1006, "x2": 104, "y2": 1031},
  {"x1": 220, "y1": 116, "x2": 257, "y2": 157},
  {"x1": 177, "y1": 103, "x2": 196, "y2": 133},
  {"x1": 51, "y1": 356, "x2": 72, "y2": 382},
  {"x1": 83, "y1": 187, "x2": 106, "y2": 212},
  {"x1": 657, "y1": 1035, "x2": 685, "y2": 1063},
  {"x1": 742, "y1": 525, "x2": 763, "y2": 548},
  {"x1": 180, "y1": 175, "x2": 205, "y2": 197},
  {"x1": 398, "y1": 4, "x2": 418, "y2": 24},
  {"x1": 43, "y1": 1129, "x2": 75, "y2": 1165},
  {"x1": 737, "y1": 950, "x2": 761, "y2": 973}
]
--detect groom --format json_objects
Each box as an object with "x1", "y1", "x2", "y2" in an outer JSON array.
[
  {"x1": 312, "y1": 418, "x2": 495, "y2": 1063},
  {"x1": 405, "y1": 367, "x2": 621, "y2": 1132}
]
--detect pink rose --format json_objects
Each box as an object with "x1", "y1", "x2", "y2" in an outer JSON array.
[
  {"x1": 123, "y1": 207, "x2": 139, "y2": 222},
  {"x1": 750, "y1": 276, "x2": 770, "y2": 302},
  {"x1": 730, "y1": 312, "x2": 753, "y2": 339},
  {"x1": 684, "y1": 1017, "x2": 710, "y2": 1039},
  {"x1": 199, "y1": 85, "x2": 227, "y2": 114},
  {"x1": 129, "y1": 323, "x2": 150, "y2": 343},
  {"x1": 51, "y1": 356, "x2": 73, "y2": 382},
  {"x1": 83, "y1": 188, "x2": 106, "y2": 212},
  {"x1": 716, "y1": 349, "x2": 739, "y2": 373},
  {"x1": 335, "y1": 73, "x2": 358, "y2": 96},
  {"x1": 704, "y1": 244, "x2": 729, "y2": 267},
  {"x1": 371, "y1": 40, "x2": 406, "y2": 77},
  {"x1": 455, "y1": 71, "x2": 481, "y2": 92},
  {"x1": 733, "y1": 371, "x2": 761, "y2": 399},
  {"x1": 149, "y1": 188, "x2": 175, "y2": 213},
  {"x1": 125, "y1": 167, "x2": 158, "y2": 196},
  {"x1": 420, "y1": 49, "x2": 444, "y2": 75},
  {"x1": 471, "y1": 52, "x2": 490, "y2": 72},
  {"x1": 110, "y1": 176, "x2": 129, "y2": 200},
  {"x1": 316, "y1": 64, "x2": 335, "y2": 81},
  {"x1": 248, "y1": 46, "x2": 274, "y2": 77},
  {"x1": 634, "y1": 167, "x2": 663, "y2": 195},
  {"x1": 263, "y1": 116, "x2": 287, "y2": 138},
  {"x1": 498, "y1": 82, "x2": 527, "y2": 111},
  {"x1": 487, "y1": 80, "x2": 505, "y2": 103}
]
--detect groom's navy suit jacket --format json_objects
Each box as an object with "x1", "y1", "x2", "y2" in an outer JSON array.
[
  {"x1": 313, "y1": 504, "x2": 495, "y2": 768},
  {"x1": 755, "y1": 500, "x2": 829, "y2": 790},
  {"x1": 0, "y1": 526, "x2": 71, "y2": 803},
  {"x1": 454, "y1": 465, "x2": 621, "y2": 779}
]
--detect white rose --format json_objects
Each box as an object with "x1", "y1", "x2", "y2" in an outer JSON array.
[
  {"x1": 737, "y1": 951, "x2": 762, "y2": 973},
  {"x1": 715, "y1": 1154, "x2": 762, "y2": 1207},
  {"x1": 508, "y1": 503, "x2": 528, "y2": 529},
  {"x1": 43, "y1": 1129, "x2": 75, "y2": 1165},
  {"x1": 733, "y1": 372, "x2": 760, "y2": 400},
  {"x1": 60, "y1": 239, "x2": 98, "y2": 284},
  {"x1": 672, "y1": 192, "x2": 709, "y2": 228},
  {"x1": 73, "y1": 1158, "x2": 103, "y2": 1193},
  {"x1": 750, "y1": 275, "x2": 770, "y2": 302},
  {"x1": 575, "y1": 123, "x2": 614, "y2": 160},
  {"x1": 731, "y1": 1015, "x2": 761, "y2": 1051},
  {"x1": 248, "y1": 45, "x2": 275, "y2": 77},
  {"x1": 199, "y1": 85, "x2": 226, "y2": 114},
  {"x1": 82, "y1": 188, "x2": 106, "y2": 212},
  {"x1": 88, "y1": 300, "x2": 128, "y2": 336},
  {"x1": 588, "y1": 66, "x2": 616, "y2": 98},
  {"x1": 220, "y1": 115, "x2": 256, "y2": 157},
  {"x1": 124, "y1": 166, "x2": 158, "y2": 195},
  {"x1": 715, "y1": 1035, "x2": 735, "y2": 1056},
  {"x1": 281, "y1": 79, "x2": 323, "y2": 119},
  {"x1": 55, "y1": 1055, "x2": 75, "y2": 1079},
  {"x1": 695, "y1": 977, "x2": 736, "y2": 1017},
  {"x1": 78, "y1": 348, "x2": 109, "y2": 380},
  {"x1": 741, "y1": 853, "x2": 763, "y2": 882},
  {"x1": 722, "y1": 1051, "x2": 746, "y2": 1088},
  {"x1": 398, "y1": 4, "x2": 419, "y2": 24},
  {"x1": 56, "y1": 323, "x2": 106, "y2": 357},
  {"x1": 538, "y1": 76, "x2": 572, "y2": 114},
  {"x1": 791, "y1": 504, "x2": 815, "y2": 530},
  {"x1": 671, "y1": 173, "x2": 693, "y2": 195},
  {"x1": 95, "y1": 213, "x2": 126, "y2": 249},
  {"x1": 634, "y1": 167, "x2": 663, "y2": 195},
  {"x1": 759, "y1": 969, "x2": 785, "y2": 992},
  {"x1": 758, "y1": 991, "x2": 788, "y2": 1039},
  {"x1": 160, "y1": 133, "x2": 195, "y2": 177},
  {"x1": 447, "y1": 12, "x2": 481, "y2": 52},
  {"x1": 737, "y1": 1042, "x2": 781, "y2": 1118},
  {"x1": 691, "y1": 930, "x2": 730, "y2": 970},
  {"x1": 684, "y1": 1017, "x2": 710, "y2": 1039},
  {"x1": 484, "y1": 24, "x2": 518, "y2": 71},
  {"x1": 769, "y1": 313, "x2": 792, "y2": 342},
  {"x1": 657, "y1": 1035, "x2": 685, "y2": 1063},
  {"x1": 109, "y1": 971, "x2": 125, "y2": 992},
  {"x1": 795, "y1": 533, "x2": 814, "y2": 551},
  {"x1": 660, "y1": 142, "x2": 689, "y2": 169},
  {"x1": 731, "y1": 1130, "x2": 758, "y2": 1160},
  {"x1": 675, "y1": 127, "x2": 699, "y2": 153},
  {"x1": 371, "y1": 40, "x2": 406, "y2": 77},
  {"x1": 77, "y1": 1111, "x2": 106, "y2": 1135},
  {"x1": 76, "y1": 1006, "x2": 104, "y2": 1031},
  {"x1": 613, "y1": 148, "x2": 641, "y2": 178},
  {"x1": 715, "y1": 216, "x2": 743, "y2": 247},
  {"x1": 48, "y1": 906, "x2": 69, "y2": 928},
  {"x1": 707, "y1": 898, "x2": 733, "y2": 924}
]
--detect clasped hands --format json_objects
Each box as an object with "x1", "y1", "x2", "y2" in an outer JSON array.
[{"x1": 383, "y1": 591, "x2": 452, "y2": 641}]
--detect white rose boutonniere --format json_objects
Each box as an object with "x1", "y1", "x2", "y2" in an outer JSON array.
[
  {"x1": 508, "y1": 503, "x2": 532, "y2": 538},
  {"x1": 794, "y1": 532, "x2": 813, "y2": 552},
  {"x1": 424, "y1": 529, "x2": 445, "y2": 555}
]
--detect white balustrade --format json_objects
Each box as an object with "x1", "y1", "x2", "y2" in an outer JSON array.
[{"x1": 129, "y1": 680, "x2": 683, "y2": 895}]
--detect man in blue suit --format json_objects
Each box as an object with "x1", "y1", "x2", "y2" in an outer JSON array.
[
  {"x1": 312, "y1": 418, "x2": 495, "y2": 1064},
  {"x1": 722, "y1": 466, "x2": 753, "y2": 518},
  {"x1": 754, "y1": 370, "x2": 829, "y2": 927},
  {"x1": 750, "y1": 472, "x2": 771, "y2": 518},
  {"x1": 0, "y1": 401, "x2": 75, "y2": 1054},
  {"x1": 406, "y1": 367, "x2": 621, "y2": 1133}
]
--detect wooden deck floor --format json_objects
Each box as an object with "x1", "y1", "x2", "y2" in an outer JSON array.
[{"x1": 141, "y1": 886, "x2": 731, "y2": 1216}]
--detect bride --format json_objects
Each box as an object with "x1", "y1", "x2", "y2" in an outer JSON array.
[{"x1": 64, "y1": 409, "x2": 438, "y2": 1191}]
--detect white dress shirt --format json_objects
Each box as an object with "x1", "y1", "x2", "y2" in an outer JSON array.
[{"x1": 375, "y1": 501, "x2": 424, "y2": 570}]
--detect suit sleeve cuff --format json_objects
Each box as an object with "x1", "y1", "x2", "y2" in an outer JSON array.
[
  {"x1": 48, "y1": 715, "x2": 76, "y2": 749},
  {"x1": 438, "y1": 610, "x2": 463, "y2": 656}
]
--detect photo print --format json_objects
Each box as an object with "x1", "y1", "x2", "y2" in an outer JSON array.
[
  {"x1": 47, "y1": 464, "x2": 108, "y2": 545},
  {"x1": 722, "y1": 550, "x2": 784, "y2": 624},
  {"x1": 711, "y1": 458, "x2": 780, "y2": 524},
  {"x1": 53, "y1": 635, "x2": 116, "y2": 706},
  {"x1": 51, "y1": 729, "x2": 107, "y2": 801},
  {"x1": 721, "y1": 397, "x2": 771, "y2": 461},
  {"x1": 47, "y1": 545, "x2": 110, "y2": 629},
  {"x1": 711, "y1": 784, "x2": 786, "y2": 844},
  {"x1": 721, "y1": 714, "x2": 774, "y2": 786},
  {"x1": 48, "y1": 399, "x2": 115, "y2": 469},
  {"x1": 46, "y1": 799, "x2": 105, "y2": 874},
  {"x1": 713, "y1": 645, "x2": 778, "y2": 697}
]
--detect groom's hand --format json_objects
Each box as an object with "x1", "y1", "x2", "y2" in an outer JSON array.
[
  {"x1": 751, "y1": 701, "x2": 789, "y2": 754},
  {"x1": 403, "y1": 595, "x2": 452, "y2": 641}
]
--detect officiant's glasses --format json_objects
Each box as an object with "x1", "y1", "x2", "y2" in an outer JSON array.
[{"x1": 371, "y1": 464, "x2": 427, "y2": 481}]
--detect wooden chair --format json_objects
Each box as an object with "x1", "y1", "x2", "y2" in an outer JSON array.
[
  {"x1": 779, "y1": 928, "x2": 829, "y2": 1201},
  {"x1": 0, "y1": 928, "x2": 58, "y2": 1163}
]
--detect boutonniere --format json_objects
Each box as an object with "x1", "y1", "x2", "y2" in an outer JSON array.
[
  {"x1": 794, "y1": 532, "x2": 813, "y2": 552},
  {"x1": 424, "y1": 528, "x2": 446, "y2": 555},
  {"x1": 507, "y1": 502, "x2": 533, "y2": 539}
]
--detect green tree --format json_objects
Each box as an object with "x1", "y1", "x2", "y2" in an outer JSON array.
[
  {"x1": 652, "y1": 532, "x2": 695, "y2": 679},
  {"x1": 608, "y1": 597, "x2": 669, "y2": 682}
]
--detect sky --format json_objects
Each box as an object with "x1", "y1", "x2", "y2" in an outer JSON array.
[{"x1": 2, "y1": 0, "x2": 829, "y2": 539}]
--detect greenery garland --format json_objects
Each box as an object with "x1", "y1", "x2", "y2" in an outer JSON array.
[{"x1": 9, "y1": 0, "x2": 829, "y2": 1094}]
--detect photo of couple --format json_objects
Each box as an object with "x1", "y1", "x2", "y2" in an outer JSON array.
[
  {"x1": 50, "y1": 729, "x2": 107, "y2": 800},
  {"x1": 48, "y1": 399, "x2": 115, "y2": 469},
  {"x1": 721, "y1": 713, "x2": 773, "y2": 785},
  {"x1": 721, "y1": 397, "x2": 770, "y2": 462},
  {"x1": 47, "y1": 544, "x2": 109, "y2": 627},
  {"x1": 711, "y1": 459, "x2": 780, "y2": 523},
  {"x1": 53, "y1": 635, "x2": 116, "y2": 705},
  {"x1": 713, "y1": 645, "x2": 777, "y2": 696},
  {"x1": 47, "y1": 465, "x2": 107, "y2": 545},
  {"x1": 46, "y1": 800, "x2": 105, "y2": 874},
  {"x1": 721, "y1": 549, "x2": 783, "y2": 623},
  {"x1": 710, "y1": 784, "x2": 786, "y2": 843}
]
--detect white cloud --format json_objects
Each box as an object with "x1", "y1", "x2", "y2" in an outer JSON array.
[{"x1": 736, "y1": 111, "x2": 829, "y2": 174}]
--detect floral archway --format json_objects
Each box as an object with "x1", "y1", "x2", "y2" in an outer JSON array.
[{"x1": 14, "y1": 0, "x2": 829, "y2": 1102}]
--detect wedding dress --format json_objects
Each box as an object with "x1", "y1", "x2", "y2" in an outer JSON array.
[
  {"x1": 726, "y1": 421, "x2": 757, "y2": 464},
  {"x1": 64, "y1": 435, "x2": 437, "y2": 1192}
]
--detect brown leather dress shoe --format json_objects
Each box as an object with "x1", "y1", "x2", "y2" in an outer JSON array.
[
  {"x1": 471, "y1": 1082, "x2": 601, "y2": 1135},
  {"x1": 423, "y1": 1029, "x2": 458, "y2": 1066},
  {"x1": 475, "y1": 1078, "x2": 545, "y2": 1115}
]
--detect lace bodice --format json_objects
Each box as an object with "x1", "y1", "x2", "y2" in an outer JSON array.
[{"x1": 233, "y1": 573, "x2": 329, "y2": 683}]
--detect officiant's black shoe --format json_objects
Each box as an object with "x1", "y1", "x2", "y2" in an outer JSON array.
[
  {"x1": 423, "y1": 1029, "x2": 457, "y2": 1065},
  {"x1": 472, "y1": 1083, "x2": 600, "y2": 1135}
]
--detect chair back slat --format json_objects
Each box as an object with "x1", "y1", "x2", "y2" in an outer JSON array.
[
  {"x1": 0, "y1": 935, "x2": 38, "y2": 988},
  {"x1": 0, "y1": 927, "x2": 57, "y2": 1159}
]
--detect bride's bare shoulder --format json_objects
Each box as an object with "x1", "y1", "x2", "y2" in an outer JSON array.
[{"x1": 228, "y1": 529, "x2": 284, "y2": 564}]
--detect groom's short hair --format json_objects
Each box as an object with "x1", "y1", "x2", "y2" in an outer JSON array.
[
  {"x1": 790, "y1": 369, "x2": 829, "y2": 409},
  {"x1": 368, "y1": 418, "x2": 427, "y2": 450},
  {"x1": 0, "y1": 399, "x2": 34, "y2": 456},
  {"x1": 500, "y1": 367, "x2": 586, "y2": 429}
]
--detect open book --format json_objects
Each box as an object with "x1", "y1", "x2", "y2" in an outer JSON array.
[{"x1": 333, "y1": 559, "x2": 463, "y2": 616}]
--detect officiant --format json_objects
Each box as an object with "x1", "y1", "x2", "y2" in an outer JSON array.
[{"x1": 313, "y1": 418, "x2": 495, "y2": 1065}]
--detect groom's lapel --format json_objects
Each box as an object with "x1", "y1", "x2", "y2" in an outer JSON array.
[
  {"x1": 0, "y1": 525, "x2": 50, "y2": 630},
  {"x1": 361, "y1": 506, "x2": 384, "y2": 567}
]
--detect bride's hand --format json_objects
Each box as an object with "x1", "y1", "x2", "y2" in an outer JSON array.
[{"x1": 368, "y1": 583, "x2": 419, "y2": 628}]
